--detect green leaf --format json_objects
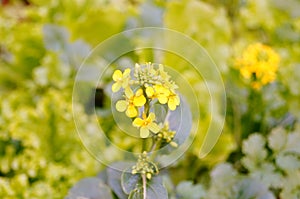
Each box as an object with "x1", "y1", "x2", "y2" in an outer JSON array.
[
  {"x1": 234, "y1": 179, "x2": 275, "y2": 199},
  {"x1": 43, "y1": 24, "x2": 69, "y2": 52},
  {"x1": 153, "y1": 103, "x2": 168, "y2": 124},
  {"x1": 128, "y1": 176, "x2": 168, "y2": 199},
  {"x1": 140, "y1": 2, "x2": 164, "y2": 27},
  {"x1": 286, "y1": 132, "x2": 300, "y2": 153},
  {"x1": 268, "y1": 127, "x2": 287, "y2": 152},
  {"x1": 146, "y1": 176, "x2": 168, "y2": 199},
  {"x1": 168, "y1": 95, "x2": 192, "y2": 146},
  {"x1": 107, "y1": 162, "x2": 134, "y2": 199},
  {"x1": 121, "y1": 168, "x2": 141, "y2": 194},
  {"x1": 242, "y1": 134, "x2": 267, "y2": 161},
  {"x1": 43, "y1": 24, "x2": 91, "y2": 69},
  {"x1": 250, "y1": 163, "x2": 283, "y2": 189},
  {"x1": 276, "y1": 152, "x2": 300, "y2": 170},
  {"x1": 65, "y1": 177, "x2": 113, "y2": 199},
  {"x1": 128, "y1": 187, "x2": 144, "y2": 199},
  {"x1": 176, "y1": 181, "x2": 206, "y2": 199},
  {"x1": 62, "y1": 39, "x2": 91, "y2": 69},
  {"x1": 97, "y1": 169, "x2": 108, "y2": 184},
  {"x1": 210, "y1": 163, "x2": 238, "y2": 186}
]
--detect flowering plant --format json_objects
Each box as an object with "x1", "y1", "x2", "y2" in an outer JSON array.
[
  {"x1": 2, "y1": 1, "x2": 300, "y2": 199},
  {"x1": 66, "y1": 63, "x2": 190, "y2": 199}
]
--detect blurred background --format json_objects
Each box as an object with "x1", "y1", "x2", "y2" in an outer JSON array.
[{"x1": 1, "y1": 0, "x2": 300, "y2": 198}]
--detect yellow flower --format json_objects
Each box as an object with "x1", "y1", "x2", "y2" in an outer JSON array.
[
  {"x1": 167, "y1": 92, "x2": 180, "y2": 111},
  {"x1": 146, "y1": 85, "x2": 180, "y2": 110},
  {"x1": 235, "y1": 43, "x2": 280, "y2": 89},
  {"x1": 116, "y1": 88, "x2": 146, "y2": 118},
  {"x1": 154, "y1": 85, "x2": 170, "y2": 104},
  {"x1": 112, "y1": 69, "x2": 131, "y2": 92},
  {"x1": 132, "y1": 113, "x2": 161, "y2": 138},
  {"x1": 146, "y1": 85, "x2": 169, "y2": 103},
  {"x1": 145, "y1": 86, "x2": 155, "y2": 98}
]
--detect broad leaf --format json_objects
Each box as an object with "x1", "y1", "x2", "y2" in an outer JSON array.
[
  {"x1": 128, "y1": 186, "x2": 144, "y2": 199},
  {"x1": 97, "y1": 169, "x2": 108, "y2": 184},
  {"x1": 128, "y1": 176, "x2": 168, "y2": 199},
  {"x1": 268, "y1": 127, "x2": 287, "y2": 152},
  {"x1": 167, "y1": 95, "x2": 192, "y2": 145},
  {"x1": 234, "y1": 179, "x2": 275, "y2": 199},
  {"x1": 176, "y1": 181, "x2": 206, "y2": 199},
  {"x1": 276, "y1": 152, "x2": 300, "y2": 170},
  {"x1": 43, "y1": 24, "x2": 69, "y2": 51},
  {"x1": 153, "y1": 103, "x2": 168, "y2": 124},
  {"x1": 146, "y1": 176, "x2": 168, "y2": 199},
  {"x1": 65, "y1": 177, "x2": 113, "y2": 199},
  {"x1": 107, "y1": 162, "x2": 134, "y2": 199},
  {"x1": 121, "y1": 168, "x2": 141, "y2": 194}
]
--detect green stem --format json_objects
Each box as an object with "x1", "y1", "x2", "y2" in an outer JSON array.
[
  {"x1": 233, "y1": 99, "x2": 242, "y2": 148},
  {"x1": 144, "y1": 98, "x2": 150, "y2": 116},
  {"x1": 142, "y1": 139, "x2": 146, "y2": 152},
  {"x1": 149, "y1": 138, "x2": 157, "y2": 152},
  {"x1": 149, "y1": 140, "x2": 161, "y2": 162},
  {"x1": 142, "y1": 173, "x2": 147, "y2": 199}
]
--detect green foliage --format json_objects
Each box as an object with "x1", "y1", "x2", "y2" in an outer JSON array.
[
  {"x1": 1, "y1": 0, "x2": 300, "y2": 198},
  {"x1": 0, "y1": 88, "x2": 101, "y2": 198},
  {"x1": 172, "y1": 125, "x2": 300, "y2": 199},
  {"x1": 66, "y1": 162, "x2": 168, "y2": 199},
  {"x1": 121, "y1": 168, "x2": 141, "y2": 195},
  {"x1": 66, "y1": 178, "x2": 113, "y2": 199},
  {"x1": 175, "y1": 181, "x2": 206, "y2": 199}
]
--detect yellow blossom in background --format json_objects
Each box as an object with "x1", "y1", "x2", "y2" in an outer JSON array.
[
  {"x1": 235, "y1": 43, "x2": 280, "y2": 89},
  {"x1": 132, "y1": 113, "x2": 161, "y2": 138},
  {"x1": 116, "y1": 88, "x2": 146, "y2": 117},
  {"x1": 112, "y1": 69, "x2": 131, "y2": 92}
]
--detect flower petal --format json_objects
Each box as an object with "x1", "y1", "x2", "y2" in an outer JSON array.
[
  {"x1": 158, "y1": 95, "x2": 168, "y2": 104},
  {"x1": 133, "y1": 95, "x2": 146, "y2": 107},
  {"x1": 146, "y1": 87, "x2": 154, "y2": 97},
  {"x1": 168, "y1": 99, "x2": 177, "y2": 111},
  {"x1": 140, "y1": 127, "x2": 150, "y2": 138},
  {"x1": 125, "y1": 87, "x2": 134, "y2": 98},
  {"x1": 112, "y1": 83, "x2": 122, "y2": 92},
  {"x1": 135, "y1": 89, "x2": 144, "y2": 96},
  {"x1": 112, "y1": 70, "x2": 122, "y2": 81},
  {"x1": 133, "y1": 117, "x2": 144, "y2": 127},
  {"x1": 126, "y1": 105, "x2": 137, "y2": 118},
  {"x1": 123, "y1": 68, "x2": 131, "y2": 77},
  {"x1": 116, "y1": 100, "x2": 127, "y2": 112},
  {"x1": 148, "y1": 112, "x2": 156, "y2": 121},
  {"x1": 155, "y1": 85, "x2": 170, "y2": 96},
  {"x1": 148, "y1": 122, "x2": 160, "y2": 134},
  {"x1": 122, "y1": 79, "x2": 129, "y2": 88}
]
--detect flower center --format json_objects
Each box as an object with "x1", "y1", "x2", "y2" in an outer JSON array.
[{"x1": 256, "y1": 50, "x2": 269, "y2": 62}]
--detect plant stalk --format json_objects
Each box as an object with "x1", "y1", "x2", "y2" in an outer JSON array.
[{"x1": 142, "y1": 173, "x2": 147, "y2": 199}]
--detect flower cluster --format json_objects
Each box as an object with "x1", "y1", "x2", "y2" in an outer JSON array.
[
  {"x1": 131, "y1": 152, "x2": 158, "y2": 180},
  {"x1": 157, "y1": 123, "x2": 178, "y2": 148},
  {"x1": 235, "y1": 43, "x2": 280, "y2": 89},
  {"x1": 112, "y1": 63, "x2": 180, "y2": 142}
]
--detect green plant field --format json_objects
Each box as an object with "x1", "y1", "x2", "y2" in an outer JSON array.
[{"x1": 0, "y1": 0, "x2": 300, "y2": 198}]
